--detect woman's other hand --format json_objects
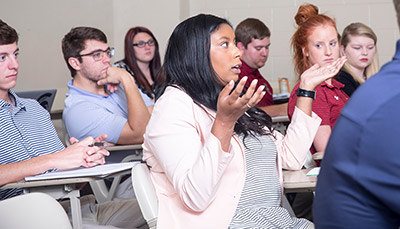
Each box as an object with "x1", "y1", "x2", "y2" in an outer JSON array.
[
  {"x1": 212, "y1": 77, "x2": 265, "y2": 151},
  {"x1": 299, "y1": 56, "x2": 347, "y2": 91}
]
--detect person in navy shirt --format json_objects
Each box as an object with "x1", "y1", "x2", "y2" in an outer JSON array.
[{"x1": 313, "y1": 0, "x2": 400, "y2": 227}]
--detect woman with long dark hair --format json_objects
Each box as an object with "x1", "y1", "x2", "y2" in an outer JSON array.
[
  {"x1": 143, "y1": 14, "x2": 345, "y2": 228},
  {"x1": 114, "y1": 26, "x2": 161, "y2": 109}
]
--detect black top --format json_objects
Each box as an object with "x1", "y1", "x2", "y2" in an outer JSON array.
[{"x1": 334, "y1": 70, "x2": 360, "y2": 97}]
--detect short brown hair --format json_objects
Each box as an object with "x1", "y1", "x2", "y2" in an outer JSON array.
[
  {"x1": 0, "y1": 19, "x2": 18, "y2": 45},
  {"x1": 235, "y1": 18, "x2": 270, "y2": 48},
  {"x1": 62, "y1": 27, "x2": 107, "y2": 77}
]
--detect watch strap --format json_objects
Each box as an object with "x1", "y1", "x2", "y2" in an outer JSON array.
[{"x1": 297, "y1": 88, "x2": 316, "y2": 100}]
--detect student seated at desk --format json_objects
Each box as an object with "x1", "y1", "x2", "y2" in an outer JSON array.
[
  {"x1": 235, "y1": 18, "x2": 288, "y2": 117},
  {"x1": 113, "y1": 26, "x2": 162, "y2": 109},
  {"x1": 142, "y1": 13, "x2": 345, "y2": 228},
  {"x1": 61, "y1": 26, "x2": 148, "y2": 200},
  {"x1": 61, "y1": 26, "x2": 151, "y2": 146},
  {"x1": 288, "y1": 4, "x2": 349, "y2": 158},
  {"x1": 0, "y1": 19, "x2": 145, "y2": 228}
]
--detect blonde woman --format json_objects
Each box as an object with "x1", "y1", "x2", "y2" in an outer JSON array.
[{"x1": 335, "y1": 22, "x2": 379, "y2": 96}]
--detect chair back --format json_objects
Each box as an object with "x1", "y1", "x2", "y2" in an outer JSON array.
[
  {"x1": 0, "y1": 193, "x2": 72, "y2": 229},
  {"x1": 131, "y1": 163, "x2": 158, "y2": 229}
]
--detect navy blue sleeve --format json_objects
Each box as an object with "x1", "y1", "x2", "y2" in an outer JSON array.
[{"x1": 314, "y1": 95, "x2": 400, "y2": 228}]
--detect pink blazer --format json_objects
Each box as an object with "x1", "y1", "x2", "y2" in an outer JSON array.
[{"x1": 142, "y1": 87, "x2": 321, "y2": 228}]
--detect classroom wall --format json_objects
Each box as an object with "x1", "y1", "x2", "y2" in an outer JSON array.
[
  {"x1": 1, "y1": 0, "x2": 399, "y2": 94},
  {"x1": 0, "y1": 0, "x2": 181, "y2": 93},
  {"x1": 0, "y1": 0, "x2": 114, "y2": 92}
]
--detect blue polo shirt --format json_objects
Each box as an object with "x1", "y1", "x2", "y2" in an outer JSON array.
[
  {"x1": 0, "y1": 90, "x2": 64, "y2": 200},
  {"x1": 63, "y1": 80, "x2": 153, "y2": 143}
]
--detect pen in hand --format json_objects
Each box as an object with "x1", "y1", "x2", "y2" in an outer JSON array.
[{"x1": 88, "y1": 142, "x2": 108, "y2": 147}]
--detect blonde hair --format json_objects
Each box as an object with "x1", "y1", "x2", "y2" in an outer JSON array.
[
  {"x1": 341, "y1": 22, "x2": 379, "y2": 84},
  {"x1": 291, "y1": 3, "x2": 339, "y2": 77}
]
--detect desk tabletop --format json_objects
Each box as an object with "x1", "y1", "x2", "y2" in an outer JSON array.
[
  {"x1": 283, "y1": 168, "x2": 317, "y2": 193},
  {"x1": 108, "y1": 144, "x2": 143, "y2": 151},
  {"x1": 0, "y1": 177, "x2": 96, "y2": 189},
  {"x1": 0, "y1": 169, "x2": 131, "y2": 190}
]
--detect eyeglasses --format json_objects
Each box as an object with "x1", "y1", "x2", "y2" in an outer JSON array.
[
  {"x1": 132, "y1": 40, "x2": 155, "y2": 48},
  {"x1": 77, "y1": 47, "x2": 114, "y2": 61}
]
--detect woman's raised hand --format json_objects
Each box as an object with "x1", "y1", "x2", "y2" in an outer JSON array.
[
  {"x1": 299, "y1": 56, "x2": 347, "y2": 91},
  {"x1": 212, "y1": 77, "x2": 265, "y2": 151},
  {"x1": 216, "y1": 77, "x2": 266, "y2": 125}
]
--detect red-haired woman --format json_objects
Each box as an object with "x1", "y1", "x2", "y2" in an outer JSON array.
[{"x1": 288, "y1": 4, "x2": 349, "y2": 156}]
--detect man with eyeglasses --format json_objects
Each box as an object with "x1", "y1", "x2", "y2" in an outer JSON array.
[{"x1": 62, "y1": 27, "x2": 151, "y2": 146}]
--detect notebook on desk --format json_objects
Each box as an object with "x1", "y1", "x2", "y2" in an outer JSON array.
[
  {"x1": 15, "y1": 89, "x2": 57, "y2": 112},
  {"x1": 24, "y1": 162, "x2": 139, "y2": 181}
]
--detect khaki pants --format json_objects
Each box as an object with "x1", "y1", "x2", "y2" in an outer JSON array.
[{"x1": 62, "y1": 194, "x2": 147, "y2": 229}]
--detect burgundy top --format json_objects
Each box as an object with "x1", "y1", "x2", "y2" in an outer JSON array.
[
  {"x1": 288, "y1": 79, "x2": 349, "y2": 154},
  {"x1": 239, "y1": 60, "x2": 274, "y2": 106}
]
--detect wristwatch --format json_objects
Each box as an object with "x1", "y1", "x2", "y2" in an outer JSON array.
[{"x1": 297, "y1": 88, "x2": 316, "y2": 100}]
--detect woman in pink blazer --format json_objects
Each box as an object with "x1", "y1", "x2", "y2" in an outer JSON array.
[{"x1": 143, "y1": 14, "x2": 346, "y2": 228}]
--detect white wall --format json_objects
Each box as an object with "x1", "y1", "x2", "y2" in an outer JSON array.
[
  {"x1": 112, "y1": 0, "x2": 181, "y2": 63},
  {"x1": 1, "y1": 0, "x2": 399, "y2": 94},
  {"x1": 0, "y1": 0, "x2": 115, "y2": 92},
  {"x1": 188, "y1": 0, "x2": 399, "y2": 92}
]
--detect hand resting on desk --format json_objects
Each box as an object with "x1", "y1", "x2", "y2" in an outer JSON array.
[
  {"x1": 53, "y1": 134, "x2": 110, "y2": 169},
  {"x1": 0, "y1": 135, "x2": 110, "y2": 186}
]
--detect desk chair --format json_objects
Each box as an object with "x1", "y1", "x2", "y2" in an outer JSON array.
[
  {"x1": 89, "y1": 144, "x2": 143, "y2": 203},
  {"x1": 131, "y1": 163, "x2": 158, "y2": 229},
  {"x1": 15, "y1": 89, "x2": 57, "y2": 112},
  {"x1": 0, "y1": 193, "x2": 72, "y2": 229}
]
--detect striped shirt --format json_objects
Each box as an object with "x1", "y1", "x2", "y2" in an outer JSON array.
[
  {"x1": 0, "y1": 90, "x2": 64, "y2": 200},
  {"x1": 229, "y1": 134, "x2": 312, "y2": 228}
]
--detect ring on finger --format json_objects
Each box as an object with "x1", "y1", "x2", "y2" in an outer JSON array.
[{"x1": 246, "y1": 103, "x2": 252, "y2": 109}]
